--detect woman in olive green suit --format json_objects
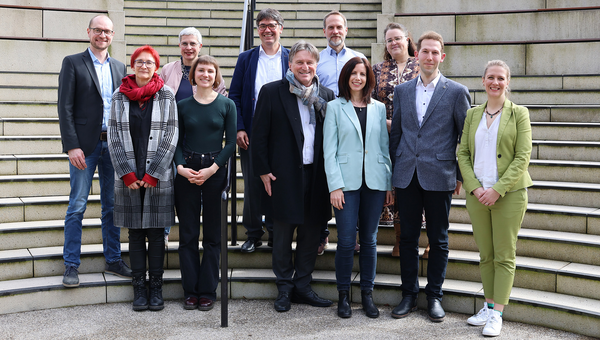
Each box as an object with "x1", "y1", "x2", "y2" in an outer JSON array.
[{"x1": 457, "y1": 60, "x2": 532, "y2": 337}]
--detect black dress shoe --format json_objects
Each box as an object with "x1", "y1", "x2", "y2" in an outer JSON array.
[
  {"x1": 241, "y1": 238, "x2": 262, "y2": 253},
  {"x1": 361, "y1": 290, "x2": 379, "y2": 318},
  {"x1": 292, "y1": 289, "x2": 333, "y2": 307},
  {"x1": 391, "y1": 295, "x2": 417, "y2": 319},
  {"x1": 274, "y1": 291, "x2": 291, "y2": 312},
  {"x1": 337, "y1": 291, "x2": 352, "y2": 318},
  {"x1": 427, "y1": 297, "x2": 445, "y2": 322}
]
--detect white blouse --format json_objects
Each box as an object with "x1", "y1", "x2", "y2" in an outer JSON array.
[{"x1": 473, "y1": 112, "x2": 502, "y2": 190}]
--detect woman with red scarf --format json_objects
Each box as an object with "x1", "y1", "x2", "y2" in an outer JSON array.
[{"x1": 108, "y1": 45, "x2": 179, "y2": 312}]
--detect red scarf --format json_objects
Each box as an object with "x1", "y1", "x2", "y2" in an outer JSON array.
[{"x1": 119, "y1": 73, "x2": 164, "y2": 104}]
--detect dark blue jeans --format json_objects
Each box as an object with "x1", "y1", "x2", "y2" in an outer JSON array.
[
  {"x1": 334, "y1": 185, "x2": 385, "y2": 291},
  {"x1": 63, "y1": 140, "x2": 121, "y2": 267}
]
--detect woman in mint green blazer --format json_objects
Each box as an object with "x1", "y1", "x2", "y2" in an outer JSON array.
[
  {"x1": 457, "y1": 60, "x2": 532, "y2": 337},
  {"x1": 323, "y1": 57, "x2": 393, "y2": 319}
]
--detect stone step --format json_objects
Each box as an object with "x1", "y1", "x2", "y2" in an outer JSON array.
[
  {"x1": 530, "y1": 122, "x2": 600, "y2": 141},
  {"x1": 0, "y1": 72, "x2": 58, "y2": 87},
  {"x1": 0, "y1": 193, "x2": 244, "y2": 224},
  {"x1": 385, "y1": 8, "x2": 600, "y2": 44},
  {"x1": 450, "y1": 200, "x2": 600, "y2": 236},
  {"x1": 449, "y1": 75, "x2": 600, "y2": 91},
  {"x1": 0, "y1": 102, "x2": 57, "y2": 119},
  {"x1": 526, "y1": 105, "x2": 600, "y2": 123},
  {"x1": 0, "y1": 118, "x2": 60, "y2": 136},
  {"x1": 528, "y1": 159, "x2": 600, "y2": 184},
  {"x1": 125, "y1": 0, "x2": 245, "y2": 10},
  {"x1": 2, "y1": 234, "x2": 599, "y2": 302},
  {"x1": 0, "y1": 174, "x2": 100, "y2": 198},
  {"x1": 533, "y1": 140, "x2": 600, "y2": 161},
  {"x1": 0, "y1": 86, "x2": 57, "y2": 102},
  {"x1": 388, "y1": 0, "x2": 547, "y2": 14},
  {"x1": 445, "y1": 223, "x2": 600, "y2": 266},
  {"x1": 0, "y1": 136, "x2": 62, "y2": 155},
  {"x1": 0, "y1": 268, "x2": 598, "y2": 337},
  {"x1": 471, "y1": 89, "x2": 600, "y2": 105}
]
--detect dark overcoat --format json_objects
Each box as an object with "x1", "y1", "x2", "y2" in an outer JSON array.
[{"x1": 251, "y1": 79, "x2": 334, "y2": 226}]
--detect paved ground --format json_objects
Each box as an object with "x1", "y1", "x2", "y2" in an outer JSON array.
[{"x1": 0, "y1": 300, "x2": 593, "y2": 339}]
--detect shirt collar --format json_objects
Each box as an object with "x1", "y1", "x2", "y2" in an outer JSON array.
[
  {"x1": 326, "y1": 44, "x2": 347, "y2": 56},
  {"x1": 259, "y1": 44, "x2": 282, "y2": 57},
  {"x1": 88, "y1": 47, "x2": 111, "y2": 64},
  {"x1": 416, "y1": 71, "x2": 442, "y2": 88}
]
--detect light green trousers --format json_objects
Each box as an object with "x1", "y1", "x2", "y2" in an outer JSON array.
[{"x1": 465, "y1": 188, "x2": 527, "y2": 305}]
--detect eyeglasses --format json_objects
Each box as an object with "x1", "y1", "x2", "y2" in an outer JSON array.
[
  {"x1": 89, "y1": 27, "x2": 115, "y2": 36},
  {"x1": 180, "y1": 42, "x2": 199, "y2": 47},
  {"x1": 386, "y1": 36, "x2": 405, "y2": 44},
  {"x1": 258, "y1": 23, "x2": 279, "y2": 31},
  {"x1": 134, "y1": 60, "x2": 156, "y2": 67}
]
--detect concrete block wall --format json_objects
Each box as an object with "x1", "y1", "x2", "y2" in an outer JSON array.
[{"x1": 0, "y1": 0, "x2": 126, "y2": 72}]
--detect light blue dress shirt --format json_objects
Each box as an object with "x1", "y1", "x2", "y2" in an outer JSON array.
[
  {"x1": 88, "y1": 48, "x2": 114, "y2": 131},
  {"x1": 316, "y1": 45, "x2": 365, "y2": 96}
]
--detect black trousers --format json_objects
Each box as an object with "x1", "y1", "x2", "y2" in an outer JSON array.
[
  {"x1": 239, "y1": 145, "x2": 273, "y2": 240},
  {"x1": 396, "y1": 171, "x2": 452, "y2": 300},
  {"x1": 175, "y1": 165, "x2": 226, "y2": 301},
  {"x1": 272, "y1": 165, "x2": 321, "y2": 293},
  {"x1": 128, "y1": 228, "x2": 165, "y2": 278}
]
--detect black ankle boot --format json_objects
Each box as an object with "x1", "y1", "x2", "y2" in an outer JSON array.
[
  {"x1": 337, "y1": 290, "x2": 352, "y2": 318},
  {"x1": 361, "y1": 290, "x2": 379, "y2": 318},
  {"x1": 132, "y1": 275, "x2": 148, "y2": 311},
  {"x1": 148, "y1": 274, "x2": 164, "y2": 311}
]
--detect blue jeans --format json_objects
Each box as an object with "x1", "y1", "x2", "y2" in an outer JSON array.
[
  {"x1": 334, "y1": 185, "x2": 385, "y2": 291},
  {"x1": 63, "y1": 140, "x2": 121, "y2": 267}
]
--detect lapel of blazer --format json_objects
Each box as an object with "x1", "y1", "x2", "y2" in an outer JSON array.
[
  {"x1": 279, "y1": 80, "x2": 304, "y2": 156},
  {"x1": 496, "y1": 98, "x2": 513, "y2": 148},
  {"x1": 341, "y1": 98, "x2": 363, "y2": 143},
  {"x1": 109, "y1": 58, "x2": 122, "y2": 92},
  {"x1": 365, "y1": 101, "x2": 378, "y2": 145},
  {"x1": 249, "y1": 46, "x2": 260, "y2": 94},
  {"x1": 469, "y1": 104, "x2": 485, "y2": 164},
  {"x1": 404, "y1": 77, "x2": 419, "y2": 128},
  {"x1": 421, "y1": 74, "x2": 448, "y2": 128},
  {"x1": 82, "y1": 50, "x2": 101, "y2": 96}
]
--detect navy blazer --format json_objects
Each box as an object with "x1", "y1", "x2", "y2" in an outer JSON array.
[
  {"x1": 58, "y1": 49, "x2": 126, "y2": 156},
  {"x1": 389, "y1": 74, "x2": 471, "y2": 191},
  {"x1": 229, "y1": 45, "x2": 290, "y2": 137}
]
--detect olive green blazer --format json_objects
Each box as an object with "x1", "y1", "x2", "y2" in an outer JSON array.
[{"x1": 457, "y1": 99, "x2": 533, "y2": 197}]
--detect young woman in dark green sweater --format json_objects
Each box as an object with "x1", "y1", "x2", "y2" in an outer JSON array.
[{"x1": 174, "y1": 55, "x2": 236, "y2": 311}]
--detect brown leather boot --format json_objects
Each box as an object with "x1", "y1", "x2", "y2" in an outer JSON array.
[{"x1": 392, "y1": 222, "x2": 401, "y2": 257}]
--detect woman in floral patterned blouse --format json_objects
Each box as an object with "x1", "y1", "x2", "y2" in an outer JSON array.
[{"x1": 372, "y1": 23, "x2": 420, "y2": 257}]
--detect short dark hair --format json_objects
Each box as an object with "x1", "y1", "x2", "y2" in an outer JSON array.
[
  {"x1": 383, "y1": 22, "x2": 416, "y2": 60},
  {"x1": 189, "y1": 55, "x2": 222, "y2": 89},
  {"x1": 337, "y1": 57, "x2": 375, "y2": 104},
  {"x1": 256, "y1": 8, "x2": 284, "y2": 27}
]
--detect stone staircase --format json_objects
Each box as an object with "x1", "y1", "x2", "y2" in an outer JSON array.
[{"x1": 1, "y1": 0, "x2": 600, "y2": 337}]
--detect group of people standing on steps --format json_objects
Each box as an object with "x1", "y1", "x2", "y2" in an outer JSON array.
[{"x1": 57, "y1": 8, "x2": 531, "y2": 338}]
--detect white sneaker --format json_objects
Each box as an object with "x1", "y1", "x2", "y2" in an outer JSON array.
[
  {"x1": 482, "y1": 310, "x2": 503, "y2": 337},
  {"x1": 467, "y1": 303, "x2": 490, "y2": 326}
]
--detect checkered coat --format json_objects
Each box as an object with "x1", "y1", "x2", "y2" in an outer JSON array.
[{"x1": 108, "y1": 85, "x2": 179, "y2": 229}]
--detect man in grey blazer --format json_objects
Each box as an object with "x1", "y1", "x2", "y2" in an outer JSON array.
[
  {"x1": 389, "y1": 31, "x2": 471, "y2": 322},
  {"x1": 57, "y1": 15, "x2": 130, "y2": 288}
]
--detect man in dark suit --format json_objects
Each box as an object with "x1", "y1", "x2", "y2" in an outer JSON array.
[
  {"x1": 230, "y1": 8, "x2": 289, "y2": 253},
  {"x1": 389, "y1": 31, "x2": 471, "y2": 322},
  {"x1": 57, "y1": 15, "x2": 131, "y2": 288},
  {"x1": 251, "y1": 41, "x2": 335, "y2": 312}
]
